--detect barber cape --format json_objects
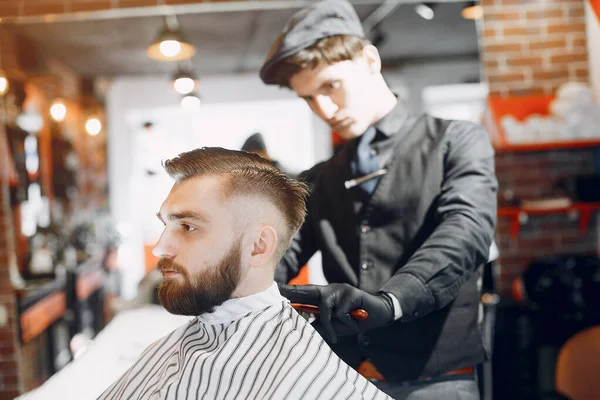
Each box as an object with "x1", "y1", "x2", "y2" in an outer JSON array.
[{"x1": 98, "y1": 283, "x2": 391, "y2": 400}]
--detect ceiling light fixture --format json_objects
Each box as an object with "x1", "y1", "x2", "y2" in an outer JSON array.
[
  {"x1": 50, "y1": 98, "x2": 67, "y2": 121},
  {"x1": 181, "y1": 93, "x2": 201, "y2": 111},
  {"x1": 17, "y1": 104, "x2": 44, "y2": 134},
  {"x1": 462, "y1": 2, "x2": 483, "y2": 20},
  {"x1": 0, "y1": 71, "x2": 8, "y2": 96},
  {"x1": 147, "y1": 15, "x2": 196, "y2": 62},
  {"x1": 0, "y1": 49, "x2": 7, "y2": 95},
  {"x1": 172, "y1": 69, "x2": 197, "y2": 95},
  {"x1": 414, "y1": 3, "x2": 436, "y2": 20},
  {"x1": 85, "y1": 117, "x2": 102, "y2": 136}
]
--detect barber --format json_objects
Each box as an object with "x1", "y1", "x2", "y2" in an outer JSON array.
[{"x1": 259, "y1": 0, "x2": 498, "y2": 398}]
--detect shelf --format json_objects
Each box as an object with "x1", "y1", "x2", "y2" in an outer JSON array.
[
  {"x1": 494, "y1": 140, "x2": 600, "y2": 152},
  {"x1": 482, "y1": 95, "x2": 600, "y2": 152},
  {"x1": 498, "y1": 202, "x2": 600, "y2": 238},
  {"x1": 19, "y1": 290, "x2": 67, "y2": 344},
  {"x1": 17, "y1": 276, "x2": 67, "y2": 310}
]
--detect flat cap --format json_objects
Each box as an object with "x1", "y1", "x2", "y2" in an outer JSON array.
[{"x1": 260, "y1": 0, "x2": 365, "y2": 85}]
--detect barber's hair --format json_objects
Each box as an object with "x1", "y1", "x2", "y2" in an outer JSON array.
[
  {"x1": 162, "y1": 147, "x2": 308, "y2": 258},
  {"x1": 270, "y1": 34, "x2": 371, "y2": 88}
]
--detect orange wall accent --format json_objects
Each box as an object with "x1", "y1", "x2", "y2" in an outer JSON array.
[
  {"x1": 590, "y1": 0, "x2": 600, "y2": 22},
  {"x1": 144, "y1": 244, "x2": 159, "y2": 274},
  {"x1": 288, "y1": 265, "x2": 309, "y2": 285}
]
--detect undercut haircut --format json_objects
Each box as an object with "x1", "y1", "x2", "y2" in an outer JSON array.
[{"x1": 162, "y1": 147, "x2": 308, "y2": 259}]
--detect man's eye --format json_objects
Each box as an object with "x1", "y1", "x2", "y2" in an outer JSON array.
[
  {"x1": 328, "y1": 81, "x2": 340, "y2": 90},
  {"x1": 181, "y1": 224, "x2": 196, "y2": 232}
]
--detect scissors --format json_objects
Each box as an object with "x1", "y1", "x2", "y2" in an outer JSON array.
[{"x1": 291, "y1": 304, "x2": 369, "y2": 320}]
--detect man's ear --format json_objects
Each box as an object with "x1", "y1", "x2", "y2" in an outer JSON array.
[
  {"x1": 248, "y1": 225, "x2": 278, "y2": 268},
  {"x1": 361, "y1": 44, "x2": 382, "y2": 74}
]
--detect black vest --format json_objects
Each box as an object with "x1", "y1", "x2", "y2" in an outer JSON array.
[{"x1": 306, "y1": 115, "x2": 487, "y2": 381}]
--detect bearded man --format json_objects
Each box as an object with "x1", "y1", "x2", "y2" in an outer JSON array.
[{"x1": 98, "y1": 147, "x2": 391, "y2": 400}]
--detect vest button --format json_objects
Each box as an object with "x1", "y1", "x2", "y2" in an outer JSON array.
[
  {"x1": 359, "y1": 333, "x2": 370, "y2": 346},
  {"x1": 361, "y1": 261, "x2": 374, "y2": 270}
]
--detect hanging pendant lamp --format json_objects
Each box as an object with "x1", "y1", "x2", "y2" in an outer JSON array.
[
  {"x1": 147, "y1": 15, "x2": 196, "y2": 62},
  {"x1": 172, "y1": 68, "x2": 197, "y2": 95}
]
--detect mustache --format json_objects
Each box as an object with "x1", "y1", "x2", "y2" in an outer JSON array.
[{"x1": 157, "y1": 258, "x2": 186, "y2": 275}]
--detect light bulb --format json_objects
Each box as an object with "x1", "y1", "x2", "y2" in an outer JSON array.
[
  {"x1": 159, "y1": 40, "x2": 181, "y2": 58},
  {"x1": 25, "y1": 155, "x2": 40, "y2": 175},
  {"x1": 174, "y1": 77, "x2": 195, "y2": 95},
  {"x1": 24, "y1": 136, "x2": 38, "y2": 154},
  {"x1": 415, "y1": 4, "x2": 434, "y2": 20},
  {"x1": 85, "y1": 117, "x2": 102, "y2": 136},
  {"x1": 0, "y1": 76, "x2": 8, "y2": 95},
  {"x1": 50, "y1": 100, "x2": 67, "y2": 121},
  {"x1": 462, "y1": 5, "x2": 483, "y2": 20},
  {"x1": 17, "y1": 106, "x2": 44, "y2": 134},
  {"x1": 181, "y1": 95, "x2": 201, "y2": 110}
]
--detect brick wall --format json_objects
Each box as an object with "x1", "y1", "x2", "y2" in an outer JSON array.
[
  {"x1": 495, "y1": 150, "x2": 599, "y2": 293},
  {"x1": 1, "y1": 22, "x2": 109, "y2": 396},
  {"x1": 0, "y1": 0, "x2": 218, "y2": 18},
  {"x1": 1, "y1": 24, "x2": 24, "y2": 400},
  {"x1": 1, "y1": 25, "x2": 68, "y2": 399},
  {"x1": 19, "y1": 337, "x2": 47, "y2": 393},
  {"x1": 0, "y1": 169, "x2": 22, "y2": 399},
  {"x1": 481, "y1": 0, "x2": 597, "y2": 294},
  {"x1": 482, "y1": 0, "x2": 589, "y2": 96}
]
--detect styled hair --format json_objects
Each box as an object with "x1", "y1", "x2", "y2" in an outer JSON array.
[
  {"x1": 162, "y1": 147, "x2": 308, "y2": 259},
  {"x1": 270, "y1": 34, "x2": 371, "y2": 88}
]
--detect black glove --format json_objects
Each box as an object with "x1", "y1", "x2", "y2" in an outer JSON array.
[{"x1": 279, "y1": 283, "x2": 395, "y2": 343}]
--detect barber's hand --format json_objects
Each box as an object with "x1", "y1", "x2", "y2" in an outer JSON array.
[{"x1": 278, "y1": 283, "x2": 395, "y2": 344}]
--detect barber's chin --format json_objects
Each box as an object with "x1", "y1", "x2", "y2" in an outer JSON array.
[{"x1": 336, "y1": 125, "x2": 364, "y2": 140}]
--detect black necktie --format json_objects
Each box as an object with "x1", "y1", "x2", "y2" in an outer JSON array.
[{"x1": 352, "y1": 126, "x2": 382, "y2": 195}]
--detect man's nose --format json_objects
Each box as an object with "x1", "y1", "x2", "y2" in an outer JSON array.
[
  {"x1": 152, "y1": 232, "x2": 175, "y2": 259},
  {"x1": 314, "y1": 95, "x2": 338, "y2": 120}
]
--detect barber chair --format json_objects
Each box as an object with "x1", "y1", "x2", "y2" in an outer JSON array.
[
  {"x1": 513, "y1": 254, "x2": 600, "y2": 399},
  {"x1": 555, "y1": 326, "x2": 600, "y2": 400}
]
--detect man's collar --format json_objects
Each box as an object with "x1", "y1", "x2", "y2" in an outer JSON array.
[
  {"x1": 197, "y1": 282, "x2": 284, "y2": 325},
  {"x1": 374, "y1": 96, "x2": 408, "y2": 137}
]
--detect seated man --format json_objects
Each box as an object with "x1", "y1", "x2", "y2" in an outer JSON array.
[{"x1": 98, "y1": 147, "x2": 390, "y2": 400}]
